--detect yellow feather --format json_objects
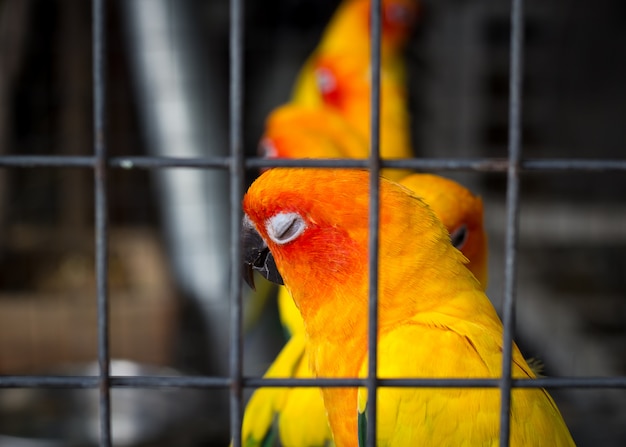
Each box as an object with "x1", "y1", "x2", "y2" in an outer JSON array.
[{"x1": 240, "y1": 335, "x2": 306, "y2": 446}]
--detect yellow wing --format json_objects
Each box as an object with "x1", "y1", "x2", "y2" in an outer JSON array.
[
  {"x1": 276, "y1": 347, "x2": 334, "y2": 447},
  {"x1": 277, "y1": 286, "x2": 305, "y2": 339},
  {"x1": 356, "y1": 301, "x2": 575, "y2": 446},
  {"x1": 240, "y1": 334, "x2": 306, "y2": 446}
]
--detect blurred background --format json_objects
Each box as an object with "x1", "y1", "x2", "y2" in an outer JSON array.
[{"x1": 0, "y1": 0, "x2": 625, "y2": 445}]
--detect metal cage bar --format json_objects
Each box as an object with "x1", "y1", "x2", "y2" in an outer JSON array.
[
  {"x1": 499, "y1": 0, "x2": 525, "y2": 444},
  {"x1": 3, "y1": 374, "x2": 626, "y2": 389},
  {"x1": 366, "y1": 0, "x2": 383, "y2": 445},
  {"x1": 3, "y1": 155, "x2": 626, "y2": 172},
  {"x1": 228, "y1": 0, "x2": 245, "y2": 445},
  {"x1": 92, "y1": 0, "x2": 111, "y2": 445},
  {"x1": 0, "y1": 0, "x2": 625, "y2": 446}
]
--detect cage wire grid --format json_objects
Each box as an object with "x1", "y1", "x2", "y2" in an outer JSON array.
[{"x1": 0, "y1": 0, "x2": 626, "y2": 446}]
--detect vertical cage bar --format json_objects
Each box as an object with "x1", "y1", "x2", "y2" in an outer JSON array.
[
  {"x1": 366, "y1": 0, "x2": 382, "y2": 446},
  {"x1": 92, "y1": 0, "x2": 111, "y2": 445},
  {"x1": 499, "y1": 0, "x2": 525, "y2": 445},
  {"x1": 229, "y1": 0, "x2": 245, "y2": 445}
]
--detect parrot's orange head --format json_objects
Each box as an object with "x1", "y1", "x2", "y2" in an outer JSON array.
[
  {"x1": 344, "y1": 0, "x2": 419, "y2": 51},
  {"x1": 331, "y1": 0, "x2": 419, "y2": 59},
  {"x1": 258, "y1": 105, "x2": 346, "y2": 162},
  {"x1": 242, "y1": 169, "x2": 370, "y2": 294},
  {"x1": 352, "y1": 0, "x2": 418, "y2": 53},
  {"x1": 259, "y1": 104, "x2": 369, "y2": 162},
  {"x1": 380, "y1": 0, "x2": 419, "y2": 51}
]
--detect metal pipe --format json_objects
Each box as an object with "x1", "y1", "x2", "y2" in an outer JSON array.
[
  {"x1": 92, "y1": 0, "x2": 111, "y2": 445},
  {"x1": 3, "y1": 374, "x2": 626, "y2": 390},
  {"x1": 366, "y1": 0, "x2": 382, "y2": 445},
  {"x1": 228, "y1": 0, "x2": 245, "y2": 444},
  {"x1": 499, "y1": 0, "x2": 525, "y2": 445}
]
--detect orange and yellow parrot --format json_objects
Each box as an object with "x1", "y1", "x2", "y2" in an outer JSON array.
[
  {"x1": 239, "y1": 169, "x2": 488, "y2": 446},
  {"x1": 242, "y1": 168, "x2": 575, "y2": 447},
  {"x1": 310, "y1": 53, "x2": 413, "y2": 164},
  {"x1": 291, "y1": 0, "x2": 419, "y2": 107},
  {"x1": 290, "y1": 0, "x2": 419, "y2": 169}
]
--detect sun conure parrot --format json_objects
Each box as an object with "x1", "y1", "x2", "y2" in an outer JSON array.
[
  {"x1": 311, "y1": 52, "x2": 413, "y2": 165},
  {"x1": 238, "y1": 169, "x2": 488, "y2": 447},
  {"x1": 241, "y1": 168, "x2": 575, "y2": 447},
  {"x1": 289, "y1": 0, "x2": 419, "y2": 175},
  {"x1": 291, "y1": 0, "x2": 419, "y2": 108}
]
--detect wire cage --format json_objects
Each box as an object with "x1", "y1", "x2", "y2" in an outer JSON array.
[{"x1": 0, "y1": 0, "x2": 625, "y2": 446}]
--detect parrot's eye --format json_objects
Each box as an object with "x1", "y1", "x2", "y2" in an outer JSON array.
[
  {"x1": 450, "y1": 224, "x2": 469, "y2": 250},
  {"x1": 259, "y1": 138, "x2": 278, "y2": 158},
  {"x1": 315, "y1": 67, "x2": 337, "y2": 95},
  {"x1": 385, "y1": 4, "x2": 411, "y2": 27},
  {"x1": 266, "y1": 212, "x2": 306, "y2": 245}
]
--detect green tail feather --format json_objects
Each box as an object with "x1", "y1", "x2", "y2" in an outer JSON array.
[{"x1": 358, "y1": 405, "x2": 367, "y2": 447}]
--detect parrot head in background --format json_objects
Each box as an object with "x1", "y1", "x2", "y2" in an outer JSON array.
[
  {"x1": 258, "y1": 103, "x2": 412, "y2": 181},
  {"x1": 311, "y1": 52, "x2": 414, "y2": 164},
  {"x1": 321, "y1": 0, "x2": 419, "y2": 58},
  {"x1": 291, "y1": 0, "x2": 420, "y2": 107},
  {"x1": 380, "y1": 0, "x2": 420, "y2": 53},
  {"x1": 258, "y1": 104, "x2": 366, "y2": 161}
]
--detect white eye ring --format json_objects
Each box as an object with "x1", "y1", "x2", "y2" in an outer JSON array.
[
  {"x1": 315, "y1": 67, "x2": 336, "y2": 94},
  {"x1": 258, "y1": 137, "x2": 278, "y2": 158},
  {"x1": 266, "y1": 212, "x2": 307, "y2": 245}
]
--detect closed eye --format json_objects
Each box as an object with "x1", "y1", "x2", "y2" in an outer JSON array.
[
  {"x1": 266, "y1": 212, "x2": 307, "y2": 245},
  {"x1": 450, "y1": 224, "x2": 469, "y2": 250}
]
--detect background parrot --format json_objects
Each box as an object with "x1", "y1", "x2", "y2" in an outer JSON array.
[
  {"x1": 288, "y1": 0, "x2": 420, "y2": 181},
  {"x1": 242, "y1": 168, "x2": 575, "y2": 447},
  {"x1": 259, "y1": 103, "x2": 411, "y2": 181},
  {"x1": 291, "y1": 0, "x2": 419, "y2": 108},
  {"x1": 259, "y1": 104, "x2": 367, "y2": 161},
  {"x1": 310, "y1": 52, "x2": 414, "y2": 167}
]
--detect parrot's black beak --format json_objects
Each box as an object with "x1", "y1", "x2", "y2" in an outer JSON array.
[{"x1": 241, "y1": 217, "x2": 284, "y2": 290}]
